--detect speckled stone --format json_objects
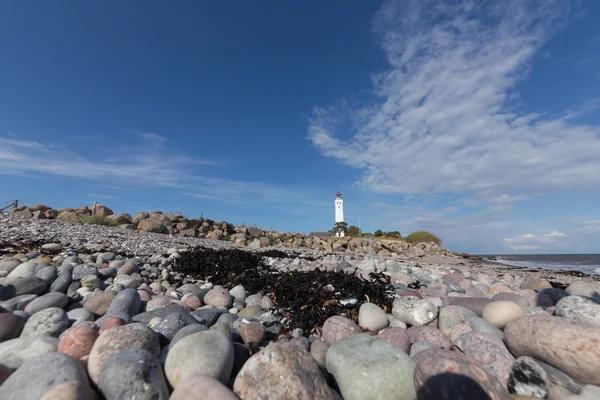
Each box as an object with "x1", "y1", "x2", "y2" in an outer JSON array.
[
  {"x1": 554, "y1": 295, "x2": 600, "y2": 326},
  {"x1": 98, "y1": 348, "x2": 169, "y2": 400},
  {"x1": 377, "y1": 327, "x2": 411, "y2": 353},
  {"x1": 58, "y1": 322, "x2": 99, "y2": 360},
  {"x1": 21, "y1": 307, "x2": 70, "y2": 337},
  {"x1": 321, "y1": 316, "x2": 362, "y2": 345},
  {"x1": 438, "y1": 306, "x2": 477, "y2": 336},
  {"x1": 505, "y1": 316, "x2": 600, "y2": 385},
  {"x1": 507, "y1": 356, "x2": 550, "y2": 399},
  {"x1": 203, "y1": 287, "x2": 233, "y2": 309},
  {"x1": 406, "y1": 325, "x2": 452, "y2": 349},
  {"x1": 234, "y1": 345, "x2": 340, "y2": 400},
  {"x1": 239, "y1": 322, "x2": 266, "y2": 347},
  {"x1": 392, "y1": 297, "x2": 437, "y2": 326},
  {"x1": 454, "y1": 331, "x2": 516, "y2": 385},
  {"x1": 87, "y1": 323, "x2": 161, "y2": 385},
  {"x1": 0, "y1": 336, "x2": 59, "y2": 369},
  {"x1": 23, "y1": 292, "x2": 68, "y2": 315},
  {"x1": 414, "y1": 348, "x2": 512, "y2": 400}
]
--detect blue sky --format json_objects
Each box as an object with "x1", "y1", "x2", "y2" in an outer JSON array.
[{"x1": 1, "y1": 0, "x2": 600, "y2": 254}]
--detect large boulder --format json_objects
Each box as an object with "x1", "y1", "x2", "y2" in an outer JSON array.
[{"x1": 137, "y1": 214, "x2": 171, "y2": 233}]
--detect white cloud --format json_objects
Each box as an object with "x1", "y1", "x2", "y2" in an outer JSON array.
[
  {"x1": 520, "y1": 233, "x2": 536, "y2": 238},
  {"x1": 510, "y1": 244, "x2": 542, "y2": 251},
  {"x1": 0, "y1": 132, "x2": 213, "y2": 188},
  {"x1": 308, "y1": 0, "x2": 600, "y2": 200},
  {"x1": 544, "y1": 230, "x2": 566, "y2": 237}
]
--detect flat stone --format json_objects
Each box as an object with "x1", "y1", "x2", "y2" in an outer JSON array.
[
  {"x1": 326, "y1": 333, "x2": 416, "y2": 400},
  {"x1": 244, "y1": 293, "x2": 262, "y2": 307},
  {"x1": 0, "y1": 260, "x2": 21, "y2": 277},
  {"x1": 443, "y1": 297, "x2": 492, "y2": 316},
  {"x1": 454, "y1": 331, "x2": 516, "y2": 385},
  {"x1": 0, "y1": 336, "x2": 59, "y2": 369},
  {"x1": 414, "y1": 348, "x2": 512, "y2": 400},
  {"x1": 0, "y1": 352, "x2": 93, "y2": 400},
  {"x1": 322, "y1": 315, "x2": 362, "y2": 344},
  {"x1": 165, "y1": 330, "x2": 234, "y2": 387},
  {"x1": 406, "y1": 325, "x2": 452, "y2": 349},
  {"x1": 87, "y1": 323, "x2": 160, "y2": 385},
  {"x1": 81, "y1": 275, "x2": 102, "y2": 290},
  {"x1": 392, "y1": 298, "x2": 437, "y2": 326},
  {"x1": 21, "y1": 307, "x2": 70, "y2": 337},
  {"x1": 0, "y1": 313, "x2": 26, "y2": 342},
  {"x1": 377, "y1": 327, "x2": 411, "y2": 353},
  {"x1": 234, "y1": 345, "x2": 340, "y2": 399},
  {"x1": 358, "y1": 302, "x2": 389, "y2": 332},
  {"x1": 58, "y1": 322, "x2": 99, "y2": 360},
  {"x1": 98, "y1": 348, "x2": 169, "y2": 400},
  {"x1": 483, "y1": 300, "x2": 524, "y2": 328},
  {"x1": 24, "y1": 292, "x2": 68, "y2": 315},
  {"x1": 42, "y1": 243, "x2": 63, "y2": 251},
  {"x1": 505, "y1": 315, "x2": 600, "y2": 385},
  {"x1": 507, "y1": 356, "x2": 550, "y2": 399},
  {"x1": 538, "y1": 288, "x2": 569, "y2": 305},
  {"x1": 555, "y1": 295, "x2": 600, "y2": 326}
]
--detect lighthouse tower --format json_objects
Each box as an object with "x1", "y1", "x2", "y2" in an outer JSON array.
[{"x1": 334, "y1": 192, "x2": 345, "y2": 237}]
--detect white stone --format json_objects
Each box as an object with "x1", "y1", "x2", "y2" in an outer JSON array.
[
  {"x1": 358, "y1": 303, "x2": 389, "y2": 332},
  {"x1": 482, "y1": 301, "x2": 523, "y2": 329}
]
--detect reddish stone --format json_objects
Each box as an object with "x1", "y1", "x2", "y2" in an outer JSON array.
[
  {"x1": 239, "y1": 322, "x2": 266, "y2": 347},
  {"x1": 171, "y1": 375, "x2": 238, "y2": 400},
  {"x1": 321, "y1": 316, "x2": 362, "y2": 345},
  {"x1": 377, "y1": 327, "x2": 411, "y2": 353},
  {"x1": 402, "y1": 290, "x2": 423, "y2": 298},
  {"x1": 185, "y1": 295, "x2": 202, "y2": 311},
  {"x1": 406, "y1": 325, "x2": 452, "y2": 349},
  {"x1": 83, "y1": 291, "x2": 117, "y2": 317},
  {"x1": 99, "y1": 316, "x2": 127, "y2": 334},
  {"x1": 58, "y1": 323, "x2": 99, "y2": 360}
]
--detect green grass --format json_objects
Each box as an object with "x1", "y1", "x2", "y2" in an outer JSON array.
[
  {"x1": 75, "y1": 214, "x2": 118, "y2": 226},
  {"x1": 405, "y1": 231, "x2": 442, "y2": 246}
]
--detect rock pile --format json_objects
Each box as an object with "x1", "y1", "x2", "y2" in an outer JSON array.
[
  {"x1": 1, "y1": 214, "x2": 600, "y2": 399},
  {"x1": 6, "y1": 203, "x2": 454, "y2": 257}
]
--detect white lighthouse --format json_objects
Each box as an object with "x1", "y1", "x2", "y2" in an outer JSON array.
[{"x1": 334, "y1": 192, "x2": 345, "y2": 237}]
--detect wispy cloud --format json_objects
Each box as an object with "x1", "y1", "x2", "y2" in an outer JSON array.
[
  {"x1": 87, "y1": 194, "x2": 118, "y2": 200},
  {"x1": 0, "y1": 132, "x2": 213, "y2": 188},
  {"x1": 544, "y1": 230, "x2": 566, "y2": 237},
  {"x1": 308, "y1": 0, "x2": 599, "y2": 202}
]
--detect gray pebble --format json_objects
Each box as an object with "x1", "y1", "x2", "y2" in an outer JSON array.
[
  {"x1": 21, "y1": 307, "x2": 70, "y2": 337},
  {"x1": 23, "y1": 292, "x2": 68, "y2": 315},
  {"x1": 98, "y1": 349, "x2": 169, "y2": 400}
]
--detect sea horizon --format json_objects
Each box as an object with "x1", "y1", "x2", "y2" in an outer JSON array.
[{"x1": 474, "y1": 253, "x2": 600, "y2": 275}]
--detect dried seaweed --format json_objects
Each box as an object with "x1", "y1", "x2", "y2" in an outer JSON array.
[{"x1": 171, "y1": 247, "x2": 394, "y2": 335}]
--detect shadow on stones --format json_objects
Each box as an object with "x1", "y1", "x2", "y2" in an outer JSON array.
[
  {"x1": 417, "y1": 374, "x2": 492, "y2": 400},
  {"x1": 171, "y1": 247, "x2": 394, "y2": 336}
]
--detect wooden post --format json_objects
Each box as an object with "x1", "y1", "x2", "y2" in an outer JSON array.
[
  {"x1": 92, "y1": 201, "x2": 97, "y2": 216},
  {"x1": 14, "y1": 200, "x2": 18, "y2": 209}
]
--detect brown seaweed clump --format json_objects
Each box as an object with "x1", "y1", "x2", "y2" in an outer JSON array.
[{"x1": 171, "y1": 247, "x2": 394, "y2": 335}]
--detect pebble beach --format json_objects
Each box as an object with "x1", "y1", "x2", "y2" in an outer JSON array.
[{"x1": 1, "y1": 213, "x2": 600, "y2": 400}]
